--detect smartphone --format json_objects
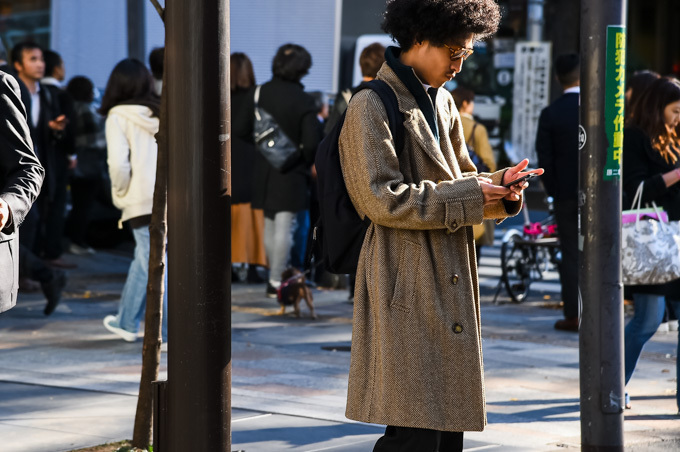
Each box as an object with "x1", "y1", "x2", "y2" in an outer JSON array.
[{"x1": 502, "y1": 173, "x2": 537, "y2": 188}]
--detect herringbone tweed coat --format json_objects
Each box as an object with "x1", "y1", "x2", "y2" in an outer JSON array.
[{"x1": 339, "y1": 64, "x2": 522, "y2": 432}]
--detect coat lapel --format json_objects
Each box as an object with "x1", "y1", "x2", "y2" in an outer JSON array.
[{"x1": 379, "y1": 67, "x2": 454, "y2": 180}]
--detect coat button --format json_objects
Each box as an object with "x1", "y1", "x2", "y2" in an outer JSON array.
[
  {"x1": 451, "y1": 221, "x2": 458, "y2": 229},
  {"x1": 452, "y1": 323, "x2": 463, "y2": 334},
  {"x1": 451, "y1": 274, "x2": 459, "y2": 285}
]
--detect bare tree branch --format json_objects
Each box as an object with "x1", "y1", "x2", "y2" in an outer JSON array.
[{"x1": 149, "y1": 0, "x2": 165, "y2": 21}]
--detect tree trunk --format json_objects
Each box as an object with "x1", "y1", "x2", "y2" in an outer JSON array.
[{"x1": 132, "y1": 2, "x2": 166, "y2": 448}]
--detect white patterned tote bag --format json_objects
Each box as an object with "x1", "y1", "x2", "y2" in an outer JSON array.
[{"x1": 622, "y1": 182, "x2": 680, "y2": 285}]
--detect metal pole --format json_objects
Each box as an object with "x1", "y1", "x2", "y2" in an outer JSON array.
[
  {"x1": 127, "y1": 0, "x2": 146, "y2": 61},
  {"x1": 165, "y1": 0, "x2": 231, "y2": 450},
  {"x1": 526, "y1": 0, "x2": 545, "y2": 42},
  {"x1": 579, "y1": 0, "x2": 627, "y2": 450}
]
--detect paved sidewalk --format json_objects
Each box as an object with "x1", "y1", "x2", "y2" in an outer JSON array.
[{"x1": 0, "y1": 246, "x2": 678, "y2": 451}]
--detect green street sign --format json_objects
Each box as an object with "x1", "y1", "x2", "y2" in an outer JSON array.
[{"x1": 603, "y1": 25, "x2": 626, "y2": 180}]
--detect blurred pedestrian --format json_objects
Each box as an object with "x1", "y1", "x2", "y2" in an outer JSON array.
[
  {"x1": 324, "y1": 42, "x2": 385, "y2": 134},
  {"x1": 622, "y1": 76, "x2": 680, "y2": 413},
  {"x1": 340, "y1": 1, "x2": 541, "y2": 449},
  {"x1": 535, "y1": 53, "x2": 580, "y2": 332},
  {"x1": 99, "y1": 58, "x2": 167, "y2": 343},
  {"x1": 250, "y1": 44, "x2": 322, "y2": 298},
  {"x1": 11, "y1": 42, "x2": 74, "y2": 270},
  {"x1": 230, "y1": 52, "x2": 267, "y2": 282},
  {"x1": 0, "y1": 71, "x2": 46, "y2": 313},
  {"x1": 41, "y1": 49, "x2": 77, "y2": 258},
  {"x1": 65, "y1": 75, "x2": 107, "y2": 255},
  {"x1": 149, "y1": 47, "x2": 164, "y2": 95},
  {"x1": 625, "y1": 70, "x2": 660, "y2": 112},
  {"x1": 451, "y1": 86, "x2": 497, "y2": 257}
]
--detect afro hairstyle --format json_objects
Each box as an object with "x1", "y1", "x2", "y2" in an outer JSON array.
[{"x1": 381, "y1": 0, "x2": 501, "y2": 51}]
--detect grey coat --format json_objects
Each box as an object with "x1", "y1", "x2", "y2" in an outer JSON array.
[
  {"x1": 0, "y1": 71, "x2": 44, "y2": 312},
  {"x1": 339, "y1": 64, "x2": 521, "y2": 432}
]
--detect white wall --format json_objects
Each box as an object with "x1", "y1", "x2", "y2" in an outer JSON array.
[
  {"x1": 50, "y1": 0, "x2": 165, "y2": 89},
  {"x1": 230, "y1": 0, "x2": 341, "y2": 93},
  {"x1": 51, "y1": 0, "x2": 340, "y2": 93}
]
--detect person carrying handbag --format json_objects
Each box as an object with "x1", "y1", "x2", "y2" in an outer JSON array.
[{"x1": 622, "y1": 76, "x2": 680, "y2": 413}]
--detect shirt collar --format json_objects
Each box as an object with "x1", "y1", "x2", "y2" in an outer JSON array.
[
  {"x1": 564, "y1": 86, "x2": 580, "y2": 95},
  {"x1": 41, "y1": 76, "x2": 61, "y2": 87}
]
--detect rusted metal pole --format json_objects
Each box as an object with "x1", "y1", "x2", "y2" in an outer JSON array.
[{"x1": 165, "y1": 0, "x2": 231, "y2": 450}]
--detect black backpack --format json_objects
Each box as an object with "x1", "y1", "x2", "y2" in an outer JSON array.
[{"x1": 308, "y1": 79, "x2": 404, "y2": 274}]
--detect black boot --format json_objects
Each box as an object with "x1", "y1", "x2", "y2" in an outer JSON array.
[{"x1": 43, "y1": 269, "x2": 67, "y2": 316}]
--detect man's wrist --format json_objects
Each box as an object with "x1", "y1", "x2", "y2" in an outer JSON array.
[{"x1": 0, "y1": 197, "x2": 12, "y2": 232}]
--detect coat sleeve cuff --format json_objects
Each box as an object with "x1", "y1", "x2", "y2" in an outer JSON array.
[{"x1": 443, "y1": 177, "x2": 485, "y2": 233}]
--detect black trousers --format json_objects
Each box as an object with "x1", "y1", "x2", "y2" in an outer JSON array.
[
  {"x1": 373, "y1": 426, "x2": 463, "y2": 452},
  {"x1": 554, "y1": 199, "x2": 579, "y2": 319},
  {"x1": 19, "y1": 244, "x2": 52, "y2": 283},
  {"x1": 41, "y1": 164, "x2": 69, "y2": 259},
  {"x1": 67, "y1": 177, "x2": 100, "y2": 246}
]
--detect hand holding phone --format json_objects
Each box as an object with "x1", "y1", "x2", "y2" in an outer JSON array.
[{"x1": 502, "y1": 172, "x2": 537, "y2": 188}]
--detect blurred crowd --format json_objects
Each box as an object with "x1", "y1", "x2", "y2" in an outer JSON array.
[{"x1": 0, "y1": 40, "x2": 166, "y2": 344}]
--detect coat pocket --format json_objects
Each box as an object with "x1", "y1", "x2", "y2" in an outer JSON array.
[{"x1": 390, "y1": 239, "x2": 421, "y2": 313}]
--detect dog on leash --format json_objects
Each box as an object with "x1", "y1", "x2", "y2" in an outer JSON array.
[{"x1": 277, "y1": 267, "x2": 316, "y2": 319}]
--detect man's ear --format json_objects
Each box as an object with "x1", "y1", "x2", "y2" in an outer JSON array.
[{"x1": 13, "y1": 60, "x2": 21, "y2": 73}]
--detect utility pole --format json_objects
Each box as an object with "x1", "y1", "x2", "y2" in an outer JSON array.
[
  {"x1": 579, "y1": 0, "x2": 627, "y2": 450},
  {"x1": 526, "y1": 0, "x2": 545, "y2": 42},
  {"x1": 165, "y1": 0, "x2": 231, "y2": 450},
  {"x1": 127, "y1": 0, "x2": 146, "y2": 62}
]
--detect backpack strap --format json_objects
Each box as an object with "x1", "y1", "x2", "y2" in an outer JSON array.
[
  {"x1": 468, "y1": 122, "x2": 478, "y2": 148},
  {"x1": 360, "y1": 79, "x2": 405, "y2": 156}
]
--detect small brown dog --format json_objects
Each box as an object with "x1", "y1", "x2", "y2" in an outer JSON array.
[{"x1": 278, "y1": 267, "x2": 316, "y2": 319}]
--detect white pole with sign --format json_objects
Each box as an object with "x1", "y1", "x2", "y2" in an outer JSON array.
[{"x1": 510, "y1": 42, "x2": 551, "y2": 164}]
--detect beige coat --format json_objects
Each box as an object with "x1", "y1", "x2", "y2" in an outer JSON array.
[{"x1": 339, "y1": 64, "x2": 521, "y2": 432}]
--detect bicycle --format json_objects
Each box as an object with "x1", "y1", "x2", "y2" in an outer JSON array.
[{"x1": 493, "y1": 197, "x2": 561, "y2": 304}]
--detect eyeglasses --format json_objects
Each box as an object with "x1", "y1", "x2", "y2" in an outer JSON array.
[{"x1": 443, "y1": 44, "x2": 474, "y2": 61}]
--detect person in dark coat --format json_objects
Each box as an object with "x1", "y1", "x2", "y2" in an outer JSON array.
[
  {"x1": 535, "y1": 54, "x2": 580, "y2": 332},
  {"x1": 622, "y1": 76, "x2": 680, "y2": 413},
  {"x1": 250, "y1": 44, "x2": 322, "y2": 297},
  {"x1": 230, "y1": 52, "x2": 266, "y2": 282},
  {"x1": 65, "y1": 75, "x2": 106, "y2": 255},
  {"x1": 0, "y1": 70, "x2": 45, "y2": 313},
  {"x1": 11, "y1": 42, "x2": 73, "y2": 269}
]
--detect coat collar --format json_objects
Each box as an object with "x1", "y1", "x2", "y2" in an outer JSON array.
[
  {"x1": 385, "y1": 47, "x2": 438, "y2": 141},
  {"x1": 377, "y1": 53, "x2": 454, "y2": 179}
]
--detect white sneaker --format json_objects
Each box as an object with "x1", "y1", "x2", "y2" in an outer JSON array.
[
  {"x1": 657, "y1": 322, "x2": 669, "y2": 334},
  {"x1": 103, "y1": 315, "x2": 137, "y2": 342},
  {"x1": 69, "y1": 243, "x2": 96, "y2": 255},
  {"x1": 669, "y1": 320, "x2": 679, "y2": 332}
]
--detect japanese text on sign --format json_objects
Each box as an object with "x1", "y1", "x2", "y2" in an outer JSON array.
[{"x1": 604, "y1": 26, "x2": 626, "y2": 180}]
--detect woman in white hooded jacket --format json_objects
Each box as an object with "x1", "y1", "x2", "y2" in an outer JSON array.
[{"x1": 99, "y1": 58, "x2": 167, "y2": 344}]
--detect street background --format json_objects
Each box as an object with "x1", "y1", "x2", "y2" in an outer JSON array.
[{"x1": 1, "y1": 213, "x2": 678, "y2": 452}]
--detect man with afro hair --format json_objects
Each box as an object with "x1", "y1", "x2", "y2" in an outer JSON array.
[{"x1": 338, "y1": 0, "x2": 543, "y2": 449}]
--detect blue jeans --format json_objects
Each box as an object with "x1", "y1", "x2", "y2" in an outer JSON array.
[
  {"x1": 114, "y1": 226, "x2": 168, "y2": 342},
  {"x1": 624, "y1": 293, "x2": 679, "y2": 410},
  {"x1": 264, "y1": 211, "x2": 298, "y2": 285}
]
